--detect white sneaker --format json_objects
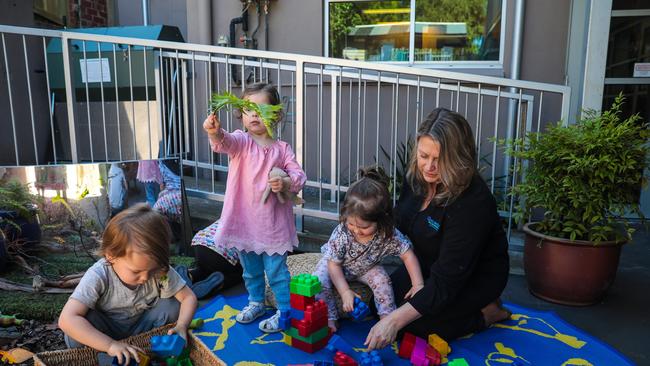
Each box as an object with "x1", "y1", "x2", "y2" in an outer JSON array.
[
  {"x1": 258, "y1": 309, "x2": 283, "y2": 333},
  {"x1": 236, "y1": 302, "x2": 266, "y2": 324}
]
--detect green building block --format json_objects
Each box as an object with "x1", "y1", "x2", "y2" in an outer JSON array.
[
  {"x1": 290, "y1": 274, "x2": 322, "y2": 297},
  {"x1": 286, "y1": 325, "x2": 329, "y2": 344},
  {"x1": 448, "y1": 358, "x2": 469, "y2": 366}
]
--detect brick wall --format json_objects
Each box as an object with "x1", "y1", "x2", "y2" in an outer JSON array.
[{"x1": 67, "y1": 0, "x2": 108, "y2": 27}]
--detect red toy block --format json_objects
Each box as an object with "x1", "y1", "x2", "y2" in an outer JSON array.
[
  {"x1": 333, "y1": 351, "x2": 358, "y2": 366},
  {"x1": 291, "y1": 332, "x2": 332, "y2": 353},
  {"x1": 290, "y1": 293, "x2": 316, "y2": 310},
  {"x1": 425, "y1": 344, "x2": 441, "y2": 366},
  {"x1": 398, "y1": 332, "x2": 416, "y2": 358},
  {"x1": 411, "y1": 336, "x2": 430, "y2": 366},
  {"x1": 291, "y1": 315, "x2": 328, "y2": 337},
  {"x1": 304, "y1": 300, "x2": 328, "y2": 322}
]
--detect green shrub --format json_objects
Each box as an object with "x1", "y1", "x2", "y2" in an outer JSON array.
[{"x1": 504, "y1": 94, "x2": 649, "y2": 242}]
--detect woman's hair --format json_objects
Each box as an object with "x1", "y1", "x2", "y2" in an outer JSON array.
[
  {"x1": 340, "y1": 166, "x2": 393, "y2": 240},
  {"x1": 99, "y1": 203, "x2": 171, "y2": 269},
  {"x1": 406, "y1": 108, "x2": 477, "y2": 205},
  {"x1": 233, "y1": 82, "x2": 285, "y2": 123}
]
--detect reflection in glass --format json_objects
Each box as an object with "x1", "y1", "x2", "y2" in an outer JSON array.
[
  {"x1": 328, "y1": 0, "x2": 501, "y2": 62},
  {"x1": 606, "y1": 16, "x2": 650, "y2": 78}
]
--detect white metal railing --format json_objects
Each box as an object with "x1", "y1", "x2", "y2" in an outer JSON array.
[{"x1": 0, "y1": 24, "x2": 571, "y2": 240}]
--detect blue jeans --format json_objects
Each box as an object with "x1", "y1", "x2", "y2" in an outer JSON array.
[
  {"x1": 144, "y1": 182, "x2": 160, "y2": 207},
  {"x1": 239, "y1": 251, "x2": 290, "y2": 311}
]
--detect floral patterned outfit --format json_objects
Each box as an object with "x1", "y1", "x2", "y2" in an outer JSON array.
[{"x1": 313, "y1": 223, "x2": 412, "y2": 320}]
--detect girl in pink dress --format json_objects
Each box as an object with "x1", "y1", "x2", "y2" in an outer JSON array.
[{"x1": 202, "y1": 83, "x2": 306, "y2": 333}]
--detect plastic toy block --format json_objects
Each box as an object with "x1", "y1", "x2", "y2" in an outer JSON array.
[
  {"x1": 290, "y1": 292, "x2": 316, "y2": 310},
  {"x1": 290, "y1": 274, "x2": 322, "y2": 297},
  {"x1": 305, "y1": 300, "x2": 329, "y2": 322},
  {"x1": 447, "y1": 359, "x2": 469, "y2": 366},
  {"x1": 112, "y1": 352, "x2": 150, "y2": 366},
  {"x1": 398, "y1": 332, "x2": 416, "y2": 358},
  {"x1": 189, "y1": 318, "x2": 204, "y2": 330},
  {"x1": 291, "y1": 314, "x2": 328, "y2": 337},
  {"x1": 424, "y1": 344, "x2": 441, "y2": 366},
  {"x1": 314, "y1": 361, "x2": 335, "y2": 366},
  {"x1": 291, "y1": 332, "x2": 331, "y2": 353},
  {"x1": 349, "y1": 298, "x2": 370, "y2": 321},
  {"x1": 279, "y1": 310, "x2": 292, "y2": 330},
  {"x1": 290, "y1": 308, "x2": 305, "y2": 321},
  {"x1": 287, "y1": 325, "x2": 330, "y2": 344},
  {"x1": 359, "y1": 350, "x2": 383, "y2": 366},
  {"x1": 326, "y1": 335, "x2": 358, "y2": 362},
  {"x1": 410, "y1": 337, "x2": 429, "y2": 366},
  {"x1": 333, "y1": 351, "x2": 358, "y2": 366},
  {"x1": 427, "y1": 334, "x2": 450, "y2": 357},
  {"x1": 151, "y1": 334, "x2": 186, "y2": 358}
]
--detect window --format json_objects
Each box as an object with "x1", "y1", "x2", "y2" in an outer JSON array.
[
  {"x1": 34, "y1": 0, "x2": 68, "y2": 26},
  {"x1": 326, "y1": 0, "x2": 504, "y2": 66}
]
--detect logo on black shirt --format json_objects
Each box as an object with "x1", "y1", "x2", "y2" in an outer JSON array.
[{"x1": 427, "y1": 216, "x2": 440, "y2": 231}]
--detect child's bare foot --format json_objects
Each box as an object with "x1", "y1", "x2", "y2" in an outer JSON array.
[
  {"x1": 481, "y1": 299, "x2": 511, "y2": 326},
  {"x1": 328, "y1": 319, "x2": 339, "y2": 332}
]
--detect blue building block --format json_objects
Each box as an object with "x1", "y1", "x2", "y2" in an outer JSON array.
[
  {"x1": 349, "y1": 297, "x2": 370, "y2": 321},
  {"x1": 290, "y1": 308, "x2": 305, "y2": 321},
  {"x1": 325, "y1": 334, "x2": 358, "y2": 362},
  {"x1": 313, "y1": 361, "x2": 335, "y2": 366},
  {"x1": 359, "y1": 350, "x2": 383, "y2": 366},
  {"x1": 151, "y1": 334, "x2": 186, "y2": 358},
  {"x1": 279, "y1": 310, "x2": 291, "y2": 330}
]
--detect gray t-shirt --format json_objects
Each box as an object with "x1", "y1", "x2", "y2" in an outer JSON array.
[{"x1": 71, "y1": 258, "x2": 185, "y2": 325}]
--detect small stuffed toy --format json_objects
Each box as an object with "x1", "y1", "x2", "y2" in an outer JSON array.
[{"x1": 261, "y1": 167, "x2": 304, "y2": 205}]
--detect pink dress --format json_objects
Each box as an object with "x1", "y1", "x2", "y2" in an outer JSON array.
[
  {"x1": 136, "y1": 160, "x2": 163, "y2": 184},
  {"x1": 210, "y1": 129, "x2": 307, "y2": 255}
]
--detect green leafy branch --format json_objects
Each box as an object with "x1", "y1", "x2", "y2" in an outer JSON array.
[{"x1": 209, "y1": 91, "x2": 283, "y2": 138}]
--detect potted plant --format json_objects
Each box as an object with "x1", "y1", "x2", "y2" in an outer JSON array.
[{"x1": 505, "y1": 95, "x2": 649, "y2": 305}]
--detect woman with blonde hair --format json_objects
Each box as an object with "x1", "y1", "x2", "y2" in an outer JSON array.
[{"x1": 365, "y1": 108, "x2": 511, "y2": 349}]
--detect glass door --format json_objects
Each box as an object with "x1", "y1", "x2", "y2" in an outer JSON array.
[{"x1": 603, "y1": 3, "x2": 650, "y2": 217}]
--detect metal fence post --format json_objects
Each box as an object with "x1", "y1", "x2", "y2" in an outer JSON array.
[{"x1": 61, "y1": 34, "x2": 79, "y2": 163}]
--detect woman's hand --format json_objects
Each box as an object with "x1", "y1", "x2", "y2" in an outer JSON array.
[
  {"x1": 168, "y1": 324, "x2": 189, "y2": 341},
  {"x1": 365, "y1": 314, "x2": 399, "y2": 350},
  {"x1": 203, "y1": 113, "x2": 221, "y2": 136},
  {"x1": 403, "y1": 284, "x2": 424, "y2": 299},
  {"x1": 341, "y1": 289, "x2": 360, "y2": 313},
  {"x1": 107, "y1": 340, "x2": 143, "y2": 365}
]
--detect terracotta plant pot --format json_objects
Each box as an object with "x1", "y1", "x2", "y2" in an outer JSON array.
[{"x1": 523, "y1": 222, "x2": 624, "y2": 306}]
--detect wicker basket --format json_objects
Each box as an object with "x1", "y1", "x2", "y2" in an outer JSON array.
[
  {"x1": 33, "y1": 324, "x2": 224, "y2": 366},
  {"x1": 264, "y1": 253, "x2": 373, "y2": 315}
]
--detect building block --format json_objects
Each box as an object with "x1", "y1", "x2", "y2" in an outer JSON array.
[
  {"x1": 447, "y1": 358, "x2": 469, "y2": 366},
  {"x1": 359, "y1": 350, "x2": 383, "y2": 366},
  {"x1": 333, "y1": 351, "x2": 358, "y2": 366},
  {"x1": 326, "y1": 335, "x2": 358, "y2": 362},
  {"x1": 290, "y1": 308, "x2": 305, "y2": 321},
  {"x1": 398, "y1": 332, "x2": 416, "y2": 358},
  {"x1": 189, "y1": 318, "x2": 204, "y2": 330},
  {"x1": 291, "y1": 332, "x2": 331, "y2": 353},
  {"x1": 287, "y1": 326, "x2": 330, "y2": 344},
  {"x1": 427, "y1": 334, "x2": 451, "y2": 357},
  {"x1": 290, "y1": 274, "x2": 322, "y2": 297},
  {"x1": 111, "y1": 352, "x2": 150, "y2": 366},
  {"x1": 279, "y1": 310, "x2": 292, "y2": 330},
  {"x1": 292, "y1": 314, "x2": 328, "y2": 337},
  {"x1": 111, "y1": 357, "x2": 137, "y2": 366},
  {"x1": 410, "y1": 337, "x2": 429, "y2": 366},
  {"x1": 424, "y1": 344, "x2": 441, "y2": 366},
  {"x1": 304, "y1": 300, "x2": 329, "y2": 322},
  {"x1": 151, "y1": 334, "x2": 186, "y2": 358},
  {"x1": 349, "y1": 298, "x2": 370, "y2": 321},
  {"x1": 290, "y1": 292, "x2": 316, "y2": 310}
]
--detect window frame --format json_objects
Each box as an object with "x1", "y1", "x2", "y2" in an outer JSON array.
[{"x1": 323, "y1": 0, "x2": 507, "y2": 69}]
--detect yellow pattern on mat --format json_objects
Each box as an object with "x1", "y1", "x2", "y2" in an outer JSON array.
[
  {"x1": 251, "y1": 332, "x2": 291, "y2": 345},
  {"x1": 192, "y1": 305, "x2": 240, "y2": 351},
  {"x1": 491, "y1": 313, "x2": 587, "y2": 349},
  {"x1": 561, "y1": 358, "x2": 594, "y2": 366},
  {"x1": 485, "y1": 342, "x2": 529, "y2": 366}
]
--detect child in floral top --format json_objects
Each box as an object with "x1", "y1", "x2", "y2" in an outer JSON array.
[{"x1": 313, "y1": 167, "x2": 423, "y2": 332}]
